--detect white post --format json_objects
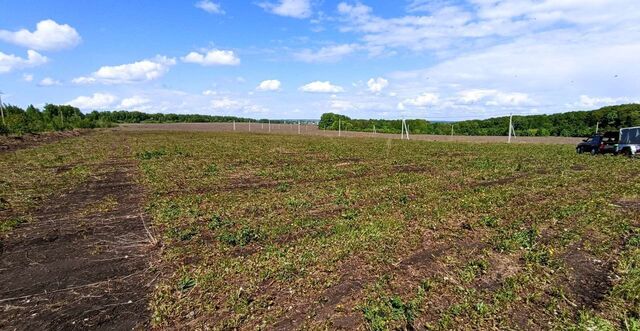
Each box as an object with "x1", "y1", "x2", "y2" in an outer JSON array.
[
  {"x1": 508, "y1": 114, "x2": 513, "y2": 143},
  {"x1": 401, "y1": 119, "x2": 410, "y2": 140},
  {"x1": 249, "y1": 121, "x2": 251, "y2": 132},
  {"x1": 451, "y1": 124, "x2": 454, "y2": 136},
  {"x1": 595, "y1": 122, "x2": 599, "y2": 134},
  {"x1": 262, "y1": 123, "x2": 264, "y2": 130},
  {"x1": 298, "y1": 121, "x2": 301, "y2": 134},
  {"x1": 373, "y1": 125, "x2": 376, "y2": 134},
  {"x1": 405, "y1": 120, "x2": 410, "y2": 140},
  {"x1": 233, "y1": 120, "x2": 236, "y2": 131},
  {"x1": 268, "y1": 120, "x2": 271, "y2": 133},
  {"x1": 339, "y1": 119, "x2": 342, "y2": 137}
]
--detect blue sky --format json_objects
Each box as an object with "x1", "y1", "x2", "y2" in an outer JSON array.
[{"x1": 1, "y1": 0, "x2": 639, "y2": 120}]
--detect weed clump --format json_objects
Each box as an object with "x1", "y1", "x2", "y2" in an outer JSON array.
[
  {"x1": 0, "y1": 217, "x2": 27, "y2": 233},
  {"x1": 137, "y1": 149, "x2": 167, "y2": 160},
  {"x1": 219, "y1": 227, "x2": 261, "y2": 246},
  {"x1": 177, "y1": 276, "x2": 196, "y2": 292}
]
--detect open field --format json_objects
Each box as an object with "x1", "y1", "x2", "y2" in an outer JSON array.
[
  {"x1": 119, "y1": 123, "x2": 584, "y2": 145},
  {"x1": 1, "y1": 129, "x2": 638, "y2": 330}
]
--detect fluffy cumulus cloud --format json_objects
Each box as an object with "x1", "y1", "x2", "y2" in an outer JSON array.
[
  {"x1": 195, "y1": 0, "x2": 224, "y2": 14},
  {"x1": 67, "y1": 93, "x2": 118, "y2": 110},
  {"x1": 182, "y1": 49, "x2": 240, "y2": 66},
  {"x1": 398, "y1": 92, "x2": 439, "y2": 110},
  {"x1": 367, "y1": 77, "x2": 388, "y2": 93},
  {"x1": 294, "y1": 44, "x2": 358, "y2": 63},
  {"x1": 72, "y1": 56, "x2": 176, "y2": 84},
  {"x1": 0, "y1": 50, "x2": 48, "y2": 74},
  {"x1": 259, "y1": 0, "x2": 312, "y2": 19},
  {"x1": 38, "y1": 77, "x2": 61, "y2": 87},
  {"x1": 299, "y1": 81, "x2": 344, "y2": 93},
  {"x1": 22, "y1": 73, "x2": 34, "y2": 82},
  {"x1": 0, "y1": 19, "x2": 81, "y2": 51},
  {"x1": 120, "y1": 96, "x2": 151, "y2": 109},
  {"x1": 256, "y1": 79, "x2": 281, "y2": 91}
]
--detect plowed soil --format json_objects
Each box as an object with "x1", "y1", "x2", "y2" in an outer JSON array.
[{"x1": 0, "y1": 158, "x2": 156, "y2": 330}]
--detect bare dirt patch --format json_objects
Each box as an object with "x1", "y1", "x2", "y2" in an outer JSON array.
[
  {"x1": 0, "y1": 130, "x2": 87, "y2": 153},
  {"x1": 560, "y1": 247, "x2": 612, "y2": 308},
  {"x1": 614, "y1": 199, "x2": 640, "y2": 212},
  {"x1": 0, "y1": 159, "x2": 156, "y2": 330}
]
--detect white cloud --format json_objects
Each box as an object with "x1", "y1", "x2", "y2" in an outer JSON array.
[
  {"x1": 259, "y1": 0, "x2": 312, "y2": 19},
  {"x1": 299, "y1": 81, "x2": 344, "y2": 93},
  {"x1": 182, "y1": 49, "x2": 240, "y2": 66},
  {"x1": 38, "y1": 77, "x2": 61, "y2": 87},
  {"x1": 120, "y1": 96, "x2": 151, "y2": 109},
  {"x1": 294, "y1": 44, "x2": 358, "y2": 63},
  {"x1": 22, "y1": 73, "x2": 34, "y2": 82},
  {"x1": 210, "y1": 97, "x2": 268, "y2": 113},
  {"x1": 72, "y1": 55, "x2": 176, "y2": 84},
  {"x1": 336, "y1": 0, "x2": 640, "y2": 54},
  {"x1": 367, "y1": 77, "x2": 388, "y2": 93},
  {"x1": 202, "y1": 90, "x2": 218, "y2": 96},
  {"x1": 256, "y1": 79, "x2": 282, "y2": 91},
  {"x1": 458, "y1": 89, "x2": 532, "y2": 106},
  {"x1": 67, "y1": 93, "x2": 118, "y2": 110},
  {"x1": 0, "y1": 19, "x2": 81, "y2": 51},
  {"x1": 576, "y1": 95, "x2": 632, "y2": 108},
  {"x1": 195, "y1": 0, "x2": 224, "y2": 14},
  {"x1": 400, "y1": 92, "x2": 440, "y2": 109},
  {"x1": 0, "y1": 50, "x2": 48, "y2": 74},
  {"x1": 330, "y1": 99, "x2": 356, "y2": 111}
]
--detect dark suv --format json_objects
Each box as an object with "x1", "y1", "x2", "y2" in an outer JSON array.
[{"x1": 576, "y1": 132, "x2": 618, "y2": 155}]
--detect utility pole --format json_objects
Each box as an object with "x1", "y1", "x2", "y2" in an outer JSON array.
[
  {"x1": 401, "y1": 119, "x2": 410, "y2": 140},
  {"x1": 0, "y1": 91, "x2": 5, "y2": 125},
  {"x1": 507, "y1": 114, "x2": 517, "y2": 143}
]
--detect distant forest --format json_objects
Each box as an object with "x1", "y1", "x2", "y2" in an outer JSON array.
[
  {"x1": 0, "y1": 106, "x2": 282, "y2": 135},
  {"x1": 319, "y1": 104, "x2": 640, "y2": 137},
  {"x1": 2, "y1": 103, "x2": 639, "y2": 137}
]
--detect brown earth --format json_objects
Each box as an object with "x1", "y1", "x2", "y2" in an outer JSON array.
[
  {"x1": 117, "y1": 123, "x2": 583, "y2": 145},
  {"x1": 0, "y1": 130, "x2": 87, "y2": 153},
  {"x1": 0, "y1": 158, "x2": 157, "y2": 330}
]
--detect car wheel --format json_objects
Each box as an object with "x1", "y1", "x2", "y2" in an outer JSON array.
[
  {"x1": 591, "y1": 148, "x2": 598, "y2": 156},
  {"x1": 577, "y1": 147, "x2": 583, "y2": 154},
  {"x1": 623, "y1": 149, "x2": 633, "y2": 158}
]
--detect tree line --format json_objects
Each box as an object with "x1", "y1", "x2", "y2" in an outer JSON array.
[
  {"x1": 0, "y1": 105, "x2": 291, "y2": 135},
  {"x1": 318, "y1": 104, "x2": 640, "y2": 137}
]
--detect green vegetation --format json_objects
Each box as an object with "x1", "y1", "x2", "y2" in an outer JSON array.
[
  {"x1": 0, "y1": 104, "x2": 112, "y2": 135},
  {"x1": 0, "y1": 105, "x2": 294, "y2": 135},
  {"x1": 1, "y1": 130, "x2": 638, "y2": 329},
  {"x1": 319, "y1": 103, "x2": 640, "y2": 137}
]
